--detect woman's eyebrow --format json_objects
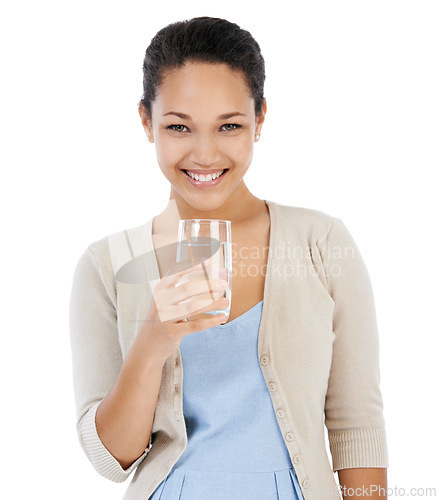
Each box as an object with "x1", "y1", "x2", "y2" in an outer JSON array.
[{"x1": 162, "y1": 111, "x2": 246, "y2": 120}]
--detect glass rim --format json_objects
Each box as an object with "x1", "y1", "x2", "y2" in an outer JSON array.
[{"x1": 179, "y1": 219, "x2": 231, "y2": 224}]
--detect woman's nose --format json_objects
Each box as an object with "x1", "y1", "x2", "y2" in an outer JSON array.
[{"x1": 189, "y1": 134, "x2": 221, "y2": 166}]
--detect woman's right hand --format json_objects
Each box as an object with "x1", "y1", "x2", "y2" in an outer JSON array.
[{"x1": 138, "y1": 260, "x2": 230, "y2": 365}]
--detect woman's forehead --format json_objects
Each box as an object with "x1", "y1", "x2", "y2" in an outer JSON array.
[{"x1": 154, "y1": 62, "x2": 253, "y2": 117}]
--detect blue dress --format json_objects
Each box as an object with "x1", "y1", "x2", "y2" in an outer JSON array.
[{"x1": 149, "y1": 300, "x2": 304, "y2": 500}]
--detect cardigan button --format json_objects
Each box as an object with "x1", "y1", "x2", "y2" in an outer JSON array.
[
  {"x1": 260, "y1": 355, "x2": 270, "y2": 365},
  {"x1": 302, "y1": 479, "x2": 310, "y2": 488},
  {"x1": 285, "y1": 432, "x2": 295, "y2": 441},
  {"x1": 292, "y1": 455, "x2": 301, "y2": 465},
  {"x1": 268, "y1": 382, "x2": 277, "y2": 392},
  {"x1": 276, "y1": 409, "x2": 285, "y2": 418}
]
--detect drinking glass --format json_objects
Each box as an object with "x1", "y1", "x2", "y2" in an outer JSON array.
[{"x1": 176, "y1": 219, "x2": 232, "y2": 323}]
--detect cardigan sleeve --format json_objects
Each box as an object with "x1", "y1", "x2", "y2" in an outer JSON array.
[
  {"x1": 320, "y1": 217, "x2": 389, "y2": 472},
  {"x1": 69, "y1": 245, "x2": 152, "y2": 483}
]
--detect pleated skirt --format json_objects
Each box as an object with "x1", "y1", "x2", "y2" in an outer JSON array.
[{"x1": 149, "y1": 300, "x2": 304, "y2": 500}]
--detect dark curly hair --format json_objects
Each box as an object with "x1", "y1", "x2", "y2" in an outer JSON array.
[{"x1": 139, "y1": 16, "x2": 266, "y2": 120}]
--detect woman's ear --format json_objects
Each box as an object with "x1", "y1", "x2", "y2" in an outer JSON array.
[
  {"x1": 255, "y1": 98, "x2": 267, "y2": 139},
  {"x1": 138, "y1": 102, "x2": 154, "y2": 143}
]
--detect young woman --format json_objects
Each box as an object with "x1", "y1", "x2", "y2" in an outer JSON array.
[{"x1": 69, "y1": 17, "x2": 389, "y2": 500}]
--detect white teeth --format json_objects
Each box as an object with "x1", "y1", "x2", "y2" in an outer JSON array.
[{"x1": 186, "y1": 170, "x2": 224, "y2": 181}]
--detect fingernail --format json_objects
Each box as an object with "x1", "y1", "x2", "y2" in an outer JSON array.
[{"x1": 219, "y1": 280, "x2": 229, "y2": 288}]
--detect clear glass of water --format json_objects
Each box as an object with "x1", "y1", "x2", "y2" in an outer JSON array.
[{"x1": 176, "y1": 219, "x2": 232, "y2": 323}]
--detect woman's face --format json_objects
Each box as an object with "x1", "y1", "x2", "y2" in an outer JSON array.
[{"x1": 139, "y1": 61, "x2": 266, "y2": 213}]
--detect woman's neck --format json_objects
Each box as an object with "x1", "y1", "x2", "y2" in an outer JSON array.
[{"x1": 167, "y1": 182, "x2": 265, "y2": 225}]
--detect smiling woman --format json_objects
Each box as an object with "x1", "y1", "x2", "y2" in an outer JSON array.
[
  {"x1": 138, "y1": 59, "x2": 266, "y2": 214},
  {"x1": 69, "y1": 15, "x2": 389, "y2": 500}
]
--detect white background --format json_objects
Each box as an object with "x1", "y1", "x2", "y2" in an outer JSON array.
[{"x1": 1, "y1": 1, "x2": 436, "y2": 498}]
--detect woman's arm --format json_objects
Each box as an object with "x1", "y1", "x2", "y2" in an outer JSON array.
[
  {"x1": 95, "y1": 322, "x2": 165, "y2": 470},
  {"x1": 319, "y1": 217, "x2": 389, "y2": 472},
  {"x1": 338, "y1": 468, "x2": 387, "y2": 499},
  {"x1": 69, "y1": 245, "x2": 158, "y2": 481},
  {"x1": 70, "y1": 243, "x2": 225, "y2": 478}
]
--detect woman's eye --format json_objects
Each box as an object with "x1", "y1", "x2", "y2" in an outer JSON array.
[
  {"x1": 166, "y1": 123, "x2": 242, "y2": 133},
  {"x1": 167, "y1": 124, "x2": 188, "y2": 133},
  {"x1": 221, "y1": 123, "x2": 241, "y2": 131}
]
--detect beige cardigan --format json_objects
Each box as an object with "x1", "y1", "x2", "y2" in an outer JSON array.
[{"x1": 69, "y1": 200, "x2": 389, "y2": 500}]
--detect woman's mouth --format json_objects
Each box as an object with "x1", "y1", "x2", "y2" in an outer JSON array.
[{"x1": 181, "y1": 168, "x2": 229, "y2": 188}]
